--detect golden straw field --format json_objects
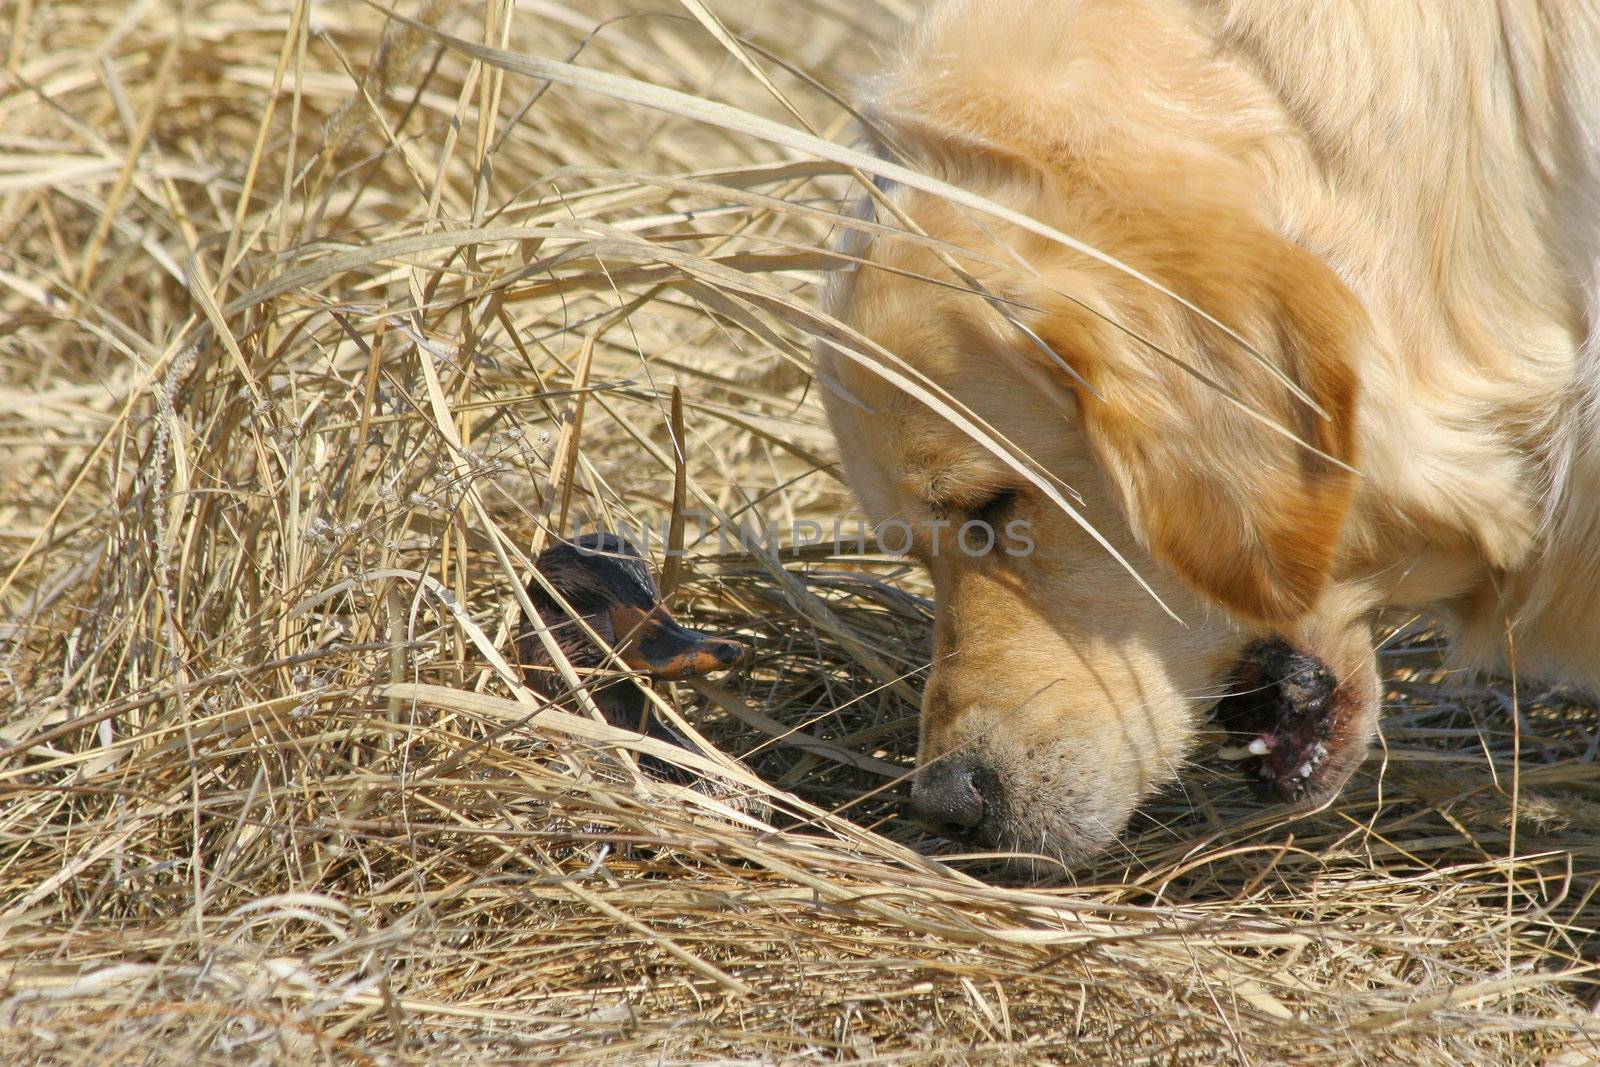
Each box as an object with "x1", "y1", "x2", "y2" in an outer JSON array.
[{"x1": 3, "y1": 1, "x2": 1600, "y2": 1062}]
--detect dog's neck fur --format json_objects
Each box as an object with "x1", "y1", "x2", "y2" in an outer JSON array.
[{"x1": 1211, "y1": 0, "x2": 1600, "y2": 686}]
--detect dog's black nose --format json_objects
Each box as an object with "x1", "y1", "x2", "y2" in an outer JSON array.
[{"x1": 906, "y1": 757, "x2": 993, "y2": 839}]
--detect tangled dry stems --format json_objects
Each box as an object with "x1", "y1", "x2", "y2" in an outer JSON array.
[{"x1": 2, "y1": 1, "x2": 1599, "y2": 1062}]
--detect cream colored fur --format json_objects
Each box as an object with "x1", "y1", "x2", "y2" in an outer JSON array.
[{"x1": 817, "y1": 0, "x2": 1600, "y2": 866}]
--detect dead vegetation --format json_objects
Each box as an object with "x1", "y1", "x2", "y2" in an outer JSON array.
[{"x1": 2, "y1": 1, "x2": 1599, "y2": 1062}]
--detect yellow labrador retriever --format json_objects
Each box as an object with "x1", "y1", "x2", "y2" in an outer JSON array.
[{"x1": 818, "y1": 0, "x2": 1600, "y2": 865}]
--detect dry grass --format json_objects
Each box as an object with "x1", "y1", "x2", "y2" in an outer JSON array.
[{"x1": 3, "y1": 1, "x2": 1600, "y2": 1062}]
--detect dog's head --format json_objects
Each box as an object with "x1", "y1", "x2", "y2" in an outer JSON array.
[{"x1": 818, "y1": 65, "x2": 1383, "y2": 866}]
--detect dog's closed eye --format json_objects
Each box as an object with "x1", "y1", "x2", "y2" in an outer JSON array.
[{"x1": 964, "y1": 487, "x2": 1018, "y2": 528}]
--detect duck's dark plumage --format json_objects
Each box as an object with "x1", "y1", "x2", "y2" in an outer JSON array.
[{"x1": 526, "y1": 533, "x2": 656, "y2": 619}]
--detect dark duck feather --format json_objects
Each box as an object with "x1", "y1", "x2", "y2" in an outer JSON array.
[{"x1": 517, "y1": 532, "x2": 744, "y2": 782}]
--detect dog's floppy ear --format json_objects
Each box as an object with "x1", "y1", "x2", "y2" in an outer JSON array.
[
  {"x1": 864, "y1": 42, "x2": 1363, "y2": 623},
  {"x1": 1036, "y1": 218, "x2": 1364, "y2": 625}
]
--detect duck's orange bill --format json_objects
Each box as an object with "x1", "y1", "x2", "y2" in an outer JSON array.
[{"x1": 607, "y1": 603, "x2": 745, "y2": 680}]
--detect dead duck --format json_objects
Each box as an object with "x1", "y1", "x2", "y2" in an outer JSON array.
[{"x1": 516, "y1": 531, "x2": 744, "y2": 782}]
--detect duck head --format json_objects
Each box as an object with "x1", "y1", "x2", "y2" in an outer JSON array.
[{"x1": 517, "y1": 532, "x2": 745, "y2": 721}]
